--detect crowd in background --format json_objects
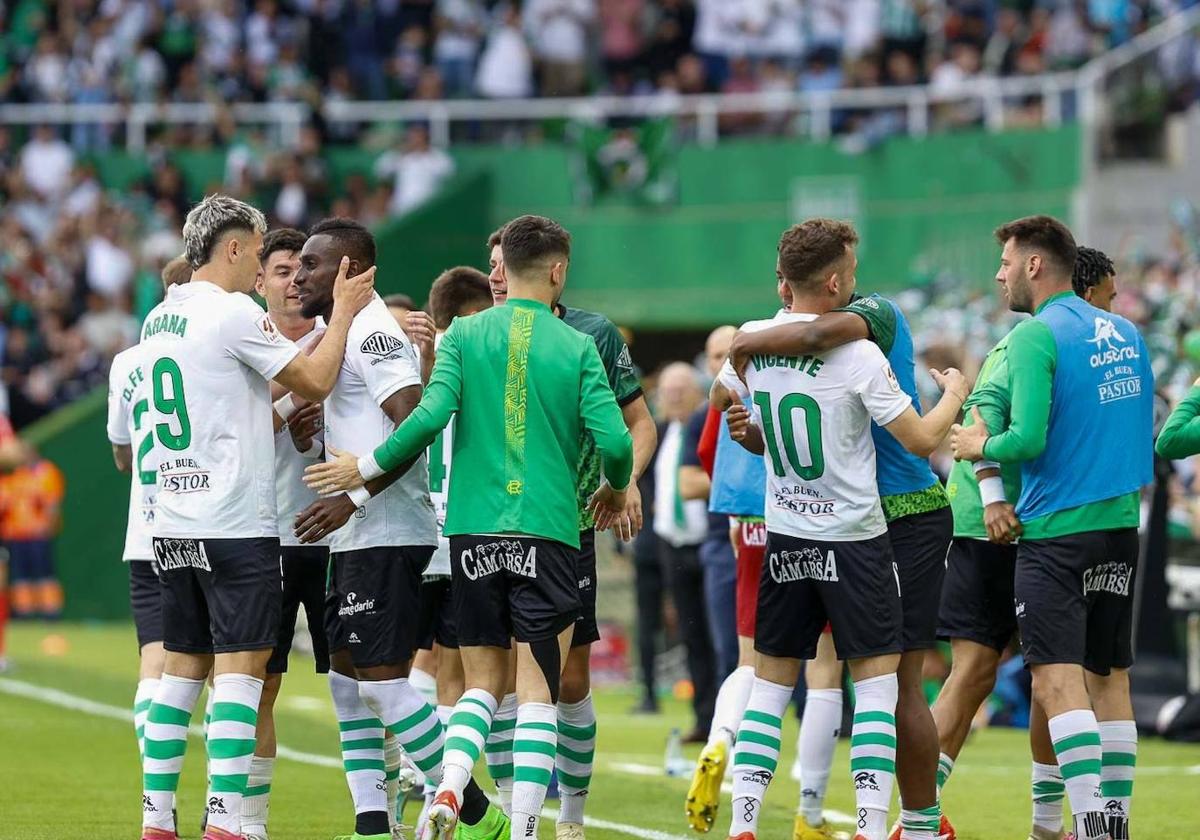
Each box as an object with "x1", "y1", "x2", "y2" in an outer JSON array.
[{"x1": 2, "y1": 0, "x2": 1197, "y2": 134}]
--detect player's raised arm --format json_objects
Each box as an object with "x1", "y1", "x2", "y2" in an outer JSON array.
[
  {"x1": 1155, "y1": 380, "x2": 1200, "y2": 459},
  {"x1": 272, "y1": 256, "x2": 375, "y2": 402}
]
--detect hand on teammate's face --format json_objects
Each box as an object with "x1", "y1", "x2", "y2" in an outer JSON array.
[
  {"x1": 288, "y1": 402, "x2": 323, "y2": 452},
  {"x1": 984, "y1": 501, "x2": 1022, "y2": 544},
  {"x1": 725, "y1": 403, "x2": 752, "y2": 441},
  {"x1": 331, "y1": 256, "x2": 376, "y2": 317},
  {"x1": 403, "y1": 311, "x2": 437, "y2": 357},
  {"x1": 950, "y1": 407, "x2": 989, "y2": 461},
  {"x1": 294, "y1": 493, "x2": 357, "y2": 543},
  {"x1": 303, "y1": 445, "x2": 365, "y2": 494}
]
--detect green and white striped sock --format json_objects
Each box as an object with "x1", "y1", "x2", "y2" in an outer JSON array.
[
  {"x1": 486, "y1": 692, "x2": 517, "y2": 814},
  {"x1": 359, "y1": 677, "x2": 445, "y2": 785},
  {"x1": 1099, "y1": 719, "x2": 1136, "y2": 838},
  {"x1": 384, "y1": 735, "x2": 402, "y2": 826},
  {"x1": 1049, "y1": 709, "x2": 1106, "y2": 840},
  {"x1": 899, "y1": 804, "x2": 942, "y2": 840},
  {"x1": 850, "y1": 673, "x2": 899, "y2": 840},
  {"x1": 142, "y1": 674, "x2": 203, "y2": 831},
  {"x1": 444, "y1": 689, "x2": 498, "y2": 799},
  {"x1": 133, "y1": 678, "x2": 159, "y2": 759},
  {"x1": 729, "y1": 677, "x2": 791, "y2": 838},
  {"x1": 556, "y1": 693, "x2": 596, "y2": 826},
  {"x1": 936, "y1": 752, "x2": 954, "y2": 796},
  {"x1": 328, "y1": 671, "x2": 388, "y2": 820},
  {"x1": 1031, "y1": 761, "x2": 1065, "y2": 833},
  {"x1": 205, "y1": 673, "x2": 263, "y2": 836},
  {"x1": 512, "y1": 701, "x2": 558, "y2": 838},
  {"x1": 240, "y1": 754, "x2": 274, "y2": 834}
]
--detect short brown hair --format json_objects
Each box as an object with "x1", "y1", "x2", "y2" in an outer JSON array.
[
  {"x1": 260, "y1": 227, "x2": 306, "y2": 262},
  {"x1": 487, "y1": 225, "x2": 505, "y2": 248},
  {"x1": 161, "y1": 255, "x2": 192, "y2": 289},
  {"x1": 777, "y1": 219, "x2": 859, "y2": 287},
  {"x1": 428, "y1": 266, "x2": 491, "y2": 329},
  {"x1": 500, "y1": 215, "x2": 571, "y2": 276},
  {"x1": 994, "y1": 215, "x2": 1077, "y2": 276},
  {"x1": 383, "y1": 292, "x2": 416, "y2": 311}
]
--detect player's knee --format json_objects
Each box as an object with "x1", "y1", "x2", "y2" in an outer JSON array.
[{"x1": 529, "y1": 636, "x2": 563, "y2": 704}]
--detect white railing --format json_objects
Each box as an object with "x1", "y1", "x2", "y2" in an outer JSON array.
[{"x1": 0, "y1": 5, "x2": 1196, "y2": 154}]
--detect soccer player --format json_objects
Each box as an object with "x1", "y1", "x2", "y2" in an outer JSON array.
[
  {"x1": 726, "y1": 258, "x2": 958, "y2": 840},
  {"x1": 487, "y1": 225, "x2": 657, "y2": 838},
  {"x1": 694, "y1": 279, "x2": 847, "y2": 840},
  {"x1": 716, "y1": 219, "x2": 967, "y2": 840},
  {"x1": 933, "y1": 244, "x2": 1120, "y2": 840},
  {"x1": 305, "y1": 214, "x2": 634, "y2": 840},
  {"x1": 107, "y1": 256, "x2": 191, "y2": 791},
  {"x1": 283, "y1": 218, "x2": 446, "y2": 840},
  {"x1": 232, "y1": 227, "x2": 333, "y2": 840},
  {"x1": 137, "y1": 194, "x2": 374, "y2": 840},
  {"x1": 951, "y1": 217, "x2": 1152, "y2": 840}
]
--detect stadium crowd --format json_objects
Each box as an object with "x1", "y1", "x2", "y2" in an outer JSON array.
[{"x1": 1, "y1": 0, "x2": 1195, "y2": 123}]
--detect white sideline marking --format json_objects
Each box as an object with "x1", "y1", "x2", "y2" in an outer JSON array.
[{"x1": 0, "y1": 677, "x2": 690, "y2": 840}]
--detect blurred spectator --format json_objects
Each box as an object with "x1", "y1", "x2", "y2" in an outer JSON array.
[
  {"x1": 0, "y1": 450, "x2": 65, "y2": 620},
  {"x1": 374, "y1": 124, "x2": 456, "y2": 216},
  {"x1": 475, "y1": 5, "x2": 534, "y2": 99},
  {"x1": 20, "y1": 126, "x2": 74, "y2": 202},
  {"x1": 600, "y1": 0, "x2": 646, "y2": 78},
  {"x1": 434, "y1": 0, "x2": 489, "y2": 98},
  {"x1": 525, "y1": 0, "x2": 596, "y2": 96}
]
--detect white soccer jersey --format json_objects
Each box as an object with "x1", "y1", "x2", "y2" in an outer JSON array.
[
  {"x1": 275, "y1": 322, "x2": 327, "y2": 547},
  {"x1": 323, "y1": 294, "x2": 437, "y2": 553},
  {"x1": 424, "y1": 331, "x2": 452, "y2": 576},
  {"x1": 719, "y1": 310, "x2": 912, "y2": 540},
  {"x1": 106, "y1": 343, "x2": 156, "y2": 561},
  {"x1": 141, "y1": 281, "x2": 300, "y2": 539}
]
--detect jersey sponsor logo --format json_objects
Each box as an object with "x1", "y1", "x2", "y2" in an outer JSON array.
[
  {"x1": 883, "y1": 363, "x2": 901, "y2": 393},
  {"x1": 853, "y1": 297, "x2": 880, "y2": 310},
  {"x1": 1083, "y1": 561, "x2": 1132, "y2": 597},
  {"x1": 772, "y1": 485, "x2": 836, "y2": 518},
  {"x1": 338, "y1": 591, "x2": 376, "y2": 616},
  {"x1": 1087, "y1": 316, "x2": 1139, "y2": 368},
  {"x1": 360, "y1": 331, "x2": 404, "y2": 357},
  {"x1": 159, "y1": 458, "x2": 211, "y2": 494},
  {"x1": 853, "y1": 770, "x2": 880, "y2": 792},
  {"x1": 740, "y1": 769, "x2": 772, "y2": 786},
  {"x1": 153, "y1": 538, "x2": 211, "y2": 571},
  {"x1": 767, "y1": 546, "x2": 839, "y2": 583},
  {"x1": 616, "y1": 344, "x2": 634, "y2": 373},
  {"x1": 459, "y1": 540, "x2": 537, "y2": 580},
  {"x1": 207, "y1": 796, "x2": 227, "y2": 815},
  {"x1": 1098, "y1": 368, "x2": 1142, "y2": 405},
  {"x1": 740, "y1": 519, "x2": 768, "y2": 547}
]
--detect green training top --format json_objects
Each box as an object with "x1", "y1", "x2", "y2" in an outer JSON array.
[
  {"x1": 1156, "y1": 385, "x2": 1200, "y2": 460},
  {"x1": 560, "y1": 305, "x2": 643, "y2": 531},
  {"x1": 366, "y1": 298, "x2": 634, "y2": 549},
  {"x1": 945, "y1": 333, "x2": 1023, "y2": 539},
  {"x1": 979, "y1": 291, "x2": 1139, "y2": 539}
]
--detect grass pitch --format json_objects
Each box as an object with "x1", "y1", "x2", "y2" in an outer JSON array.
[{"x1": 1, "y1": 622, "x2": 1197, "y2": 839}]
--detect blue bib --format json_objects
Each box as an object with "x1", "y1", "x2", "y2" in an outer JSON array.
[
  {"x1": 871, "y1": 298, "x2": 939, "y2": 497},
  {"x1": 709, "y1": 399, "x2": 766, "y2": 517},
  {"x1": 1016, "y1": 294, "x2": 1154, "y2": 520}
]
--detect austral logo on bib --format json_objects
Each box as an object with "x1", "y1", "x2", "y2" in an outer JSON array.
[
  {"x1": 361, "y1": 332, "x2": 404, "y2": 357},
  {"x1": 1087, "y1": 317, "x2": 1139, "y2": 368}
]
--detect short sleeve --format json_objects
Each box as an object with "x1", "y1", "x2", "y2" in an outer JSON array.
[
  {"x1": 594, "y1": 318, "x2": 643, "y2": 405},
  {"x1": 835, "y1": 295, "x2": 898, "y2": 356},
  {"x1": 852, "y1": 341, "x2": 912, "y2": 427},
  {"x1": 106, "y1": 357, "x2": 132, "y2": 445},
  {"x1": 717, "y1": 358, "x2": 750, "y2": 400},
  {"x1": 222, "y1": 296, "x2": 301, "y2": 380},
  {"x1": 350, "y1": 309, "x2": 423, "y2": 407}
]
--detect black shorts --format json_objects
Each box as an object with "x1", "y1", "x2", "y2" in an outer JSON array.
[
  {"x1": 571, "y1": 529, "x2": 600, "y2": 648},
  {"x1": 1016, "y1": 529, "x2": 1138, "y2": 676},
  {"x1": 129, "y1": 560, "x2": 163, "y2": 649},
  {"x1": 889, "y1": 506, "x2": 953, "y2": 651},
  {"x1": 937, "y1": 538, "x2": 1018, "y2": 651},
  {"x1": 268, "y1": 545, "x2": 331, "y2": 675},
  {"x1": 154, "y1": 536, "x2": 282, "y2": 655},
  {"x1": 325, "y1": 546, "x2": 432, "y2": 669},
  {"x1": 416, "y1": 576, "x2": 459, "y2": 650},
  {"x1": 755, "y1": 530, "x2": 901, "y2": 662},
  {"x1": 449, "y1": 535, "x2": 582, "y2": 648}
]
